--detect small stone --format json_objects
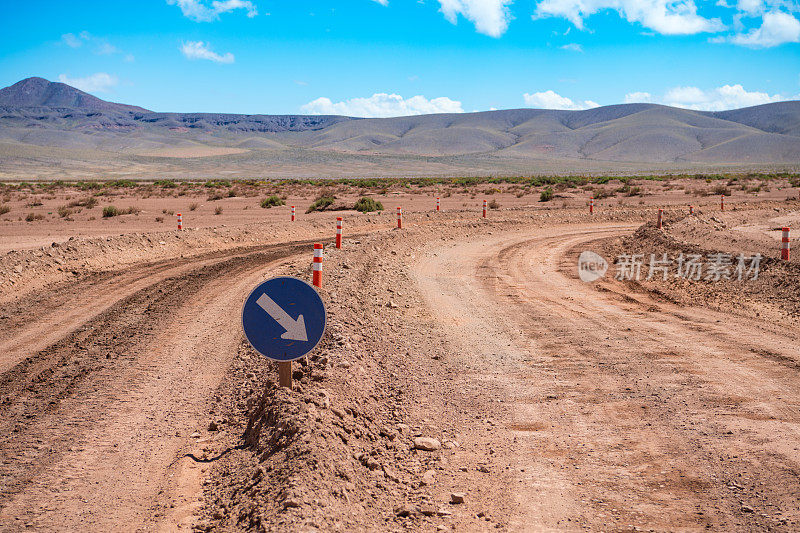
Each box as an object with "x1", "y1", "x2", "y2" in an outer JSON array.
[
  {"x1": 365, "y1": 456, "x2": 380, "y2": 470},
  {"x1": 383, "y1": 465, "x2": 401, "y2": 483},
  {"x1": 339, "y1": 361, "x2": 352, "y2": 369},
  {"x1": 477, "y1": 464, "x2": 490, "y2": 473},
  {"x1": 283, "y1": 498, "x2": 301, "y2": 509},
  {"x1": 420, "y1": 504, "x2": 437, "y2": 516},
  {"x1": 190, "y1": 432, "x2": 201, "y2": 438},
  {"x1": 394, "y1": 504, "x2": 417, "y2": 517},
  {"x1": 450, "y1": 492, "x2": 465, "y2": 504},
  {"x1": 207, "y1": 421, "x2": 218, "y2": 431},
  {"x1": 420, "y1": 470, "x2": 437, "y2": 486},
  {"x1": 414, "y1": 437, "x2": 441, "y2": 451},
  {"x1": 741, "y1": 505, "x2": 755, "y2": 513}
]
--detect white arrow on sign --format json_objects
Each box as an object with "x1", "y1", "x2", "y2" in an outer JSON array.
[{"x1": 255, "y1": 293, "x2": 308, "y2": 342}]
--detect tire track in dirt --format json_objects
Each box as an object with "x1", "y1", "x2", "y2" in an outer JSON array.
[
  {"x1": 0, "y1": 241, "x2": 323, "y2": 375},
  {"x1": 413, "y1": 223, "x2": 800, "y2": 531},
  {"x1": 0, "y1": 242, "x2": 315, "y2": 532}
]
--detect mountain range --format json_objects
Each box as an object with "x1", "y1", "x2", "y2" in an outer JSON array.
[{"x1": 1, "y1": 77, "x2": 798, "y2": 179}]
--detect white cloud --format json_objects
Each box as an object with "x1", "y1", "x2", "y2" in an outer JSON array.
[
  {"x1": 61, "y1": 33, "x2": 82, "y2": 48},
  {"x1": 301, "y1": 93, "x2": 464, "y2": 117},
  {"x1": 372, "y1": 0, "x2": 389, "y2": 5},
  {"x1": 438, "y1": 0, "x2": 514, "y2": 37},
  {"x1": 624, "y1": 91, "x2": 653, "y2": 103},
  {"x1": 663, "y1": 84, "x2": 782, "y2": 110},
  {"x1": 559, "y1": 42, "x2": 583, "y2": 51},
  {"x1": 167, "y1": 0, "x2": 257, "y2": 22},
  {"x1": 57, "y1": 73, "x2": 118, "y2": 93},
  {"x1": 180, "y1": 41, "x2": 235, "y2": 63},
  {"x1": 725, "y1": 11, "x2": 800, "y2": 47},
  {"x1": 523, "y1": 90, "x2": 599, "y2": 110},
  {"x1": 737, "y1": 0, "x2": 763, "y2": 14},
  {"x1": 97, "y1": 42, "x2": 119, "y2": 55},
  {"x1": 534, "y1": 0, "x2": 725, "y2": 35},
  {"x1": 60, "y1": 31, "x2": 131, "y2": 59}
]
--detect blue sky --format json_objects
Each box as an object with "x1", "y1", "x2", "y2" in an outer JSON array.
[{"x1": 1, "y1": 0, "x2": 798, "y2": 116}]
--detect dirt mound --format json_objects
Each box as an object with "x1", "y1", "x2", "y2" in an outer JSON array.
[
  {"x1": 599, "y1": 202, "x2": 800, "y2": 323},
  {"x1": 195, "y1": 234, "x2": 460, "y2": 531}
]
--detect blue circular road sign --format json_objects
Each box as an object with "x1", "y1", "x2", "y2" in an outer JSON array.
[{"x1": 242, "y1": 276, "x2": 326, "y2": 362}]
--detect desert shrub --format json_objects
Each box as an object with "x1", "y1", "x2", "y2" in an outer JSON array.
[
  {"x1": 154, "y1": 179, "x2": 177, "y2": 188},
  {"x1": 189, "y1": 202, "x2": 199, "y2": 211},
  {"x1": 76, "y1": 181, "x2": 102, "y2": 190},
  {"x1": 207, "y1": 192, "x2": 224, "y2": 201},
  {"x1": 25, "y1": 212, "x2": 44, "y2": 222},
  {"x1": 592, "y1": 188, "x2": 614, "y2": 199},
  {"x1": 354, "y1": 197, "x2": 383, "y2": 212},
  {"x1": 0, "y1": 205, "x2": 10, "y2": 215},
  {"x1": 67, "y1": 196, "x2": 98, "y2": 209},
  {"x1": 712, "y1": 184, "x2": 731, "y2": 196},
  {"x1": 616, "y1": 183, "x2": 642, "y2": 196},
  {"x1": 155, "y1": 216, "x2": 164, "y2": 223},
  {"x1": 26, "y1": 200, "x2": 43, "y2": 207},
  {"x1": 260, "y1": 195, "x2": 286, "y2": 208},
  {"x1": 104, "y1": 205, "x2": 139, "y2": 217},
  {"x1": 540, "y1": 188, "x2": 554, "y2": 202},
  {"x1": 106, "y1": 179, "x2": 138, "y2": 188},
  {"x1": 215, "y1": 206, "x2": 223, "y2": 215},
  {"x1": 306, "y1": 195, "x2": 335, "y2": 213},
  {"x1": 488, "y1": 199, "x2": 500, "y2": 209},
  {"x1": 515, "y1": 190, "x2": 526, "y2": 198},
  {"x1": 57, "y1": 205, "x2": 73, "y2": 218},
  {"x1": 204, "y1": 179, "x2": 231, "y2": 188}
]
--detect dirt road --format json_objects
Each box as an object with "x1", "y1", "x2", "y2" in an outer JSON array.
[
  {"x1": 0, "y1": 243, "x2": 312, "y2": 532},
  {"x1": 414, "y1": 223, "x2": 800, "y2": 531},
  {"x1": 2, "y1": 209, "x2": 799, "y2": 532}
]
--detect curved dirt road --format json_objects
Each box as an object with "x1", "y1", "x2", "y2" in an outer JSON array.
[
  {"x1": 0, "y1": 243, "x2": 311, "y2": 532},
  {"x1": 414, "y1": 224, "x2": 800, "y2": 531}
]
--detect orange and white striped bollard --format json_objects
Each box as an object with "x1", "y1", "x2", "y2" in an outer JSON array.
[
  {"x1": 689, "y1": 205, "x2": 694, "y2": 215},
  {"x1": 482, "y1": 199, "x2": 487, "y2": 218},
  {"x1": 657, "y1": 208, "x2": 663, "y2": 229},
  {"x1": 177, "y1": 212, "x2": 182, "y2": 230},
  {"x1": 291, "y1": 206, "x2": 295, "y2": 222},
  {"x1": 335, "y1": 217, "x2": 342, "y2": 249},
  {"x1": 312, "y1": 243, "x2": 323, "y2": 287},
  {"x1": 589, "y1": 197, "x2": 594, "y2": 214},
  {"x1": 721, "y1": 195, "x2": 725, "y2": 211},
  {"x1": 436, "y1": 197, "x2": 440, "y2": 212},
  {"x1": 782, "y1": 227, "x2": 790, "y2": 260},
  {"x1": 396, "y1": 206, "x2": 402, "y2": 229}
]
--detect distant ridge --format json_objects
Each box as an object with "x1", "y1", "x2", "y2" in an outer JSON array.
[
  {"x1": 0, "y1": 77, "x2": 798, "y2": 179},
  {"x1": 0, "y1": 77, "x2": 150, "y2": 114}
]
